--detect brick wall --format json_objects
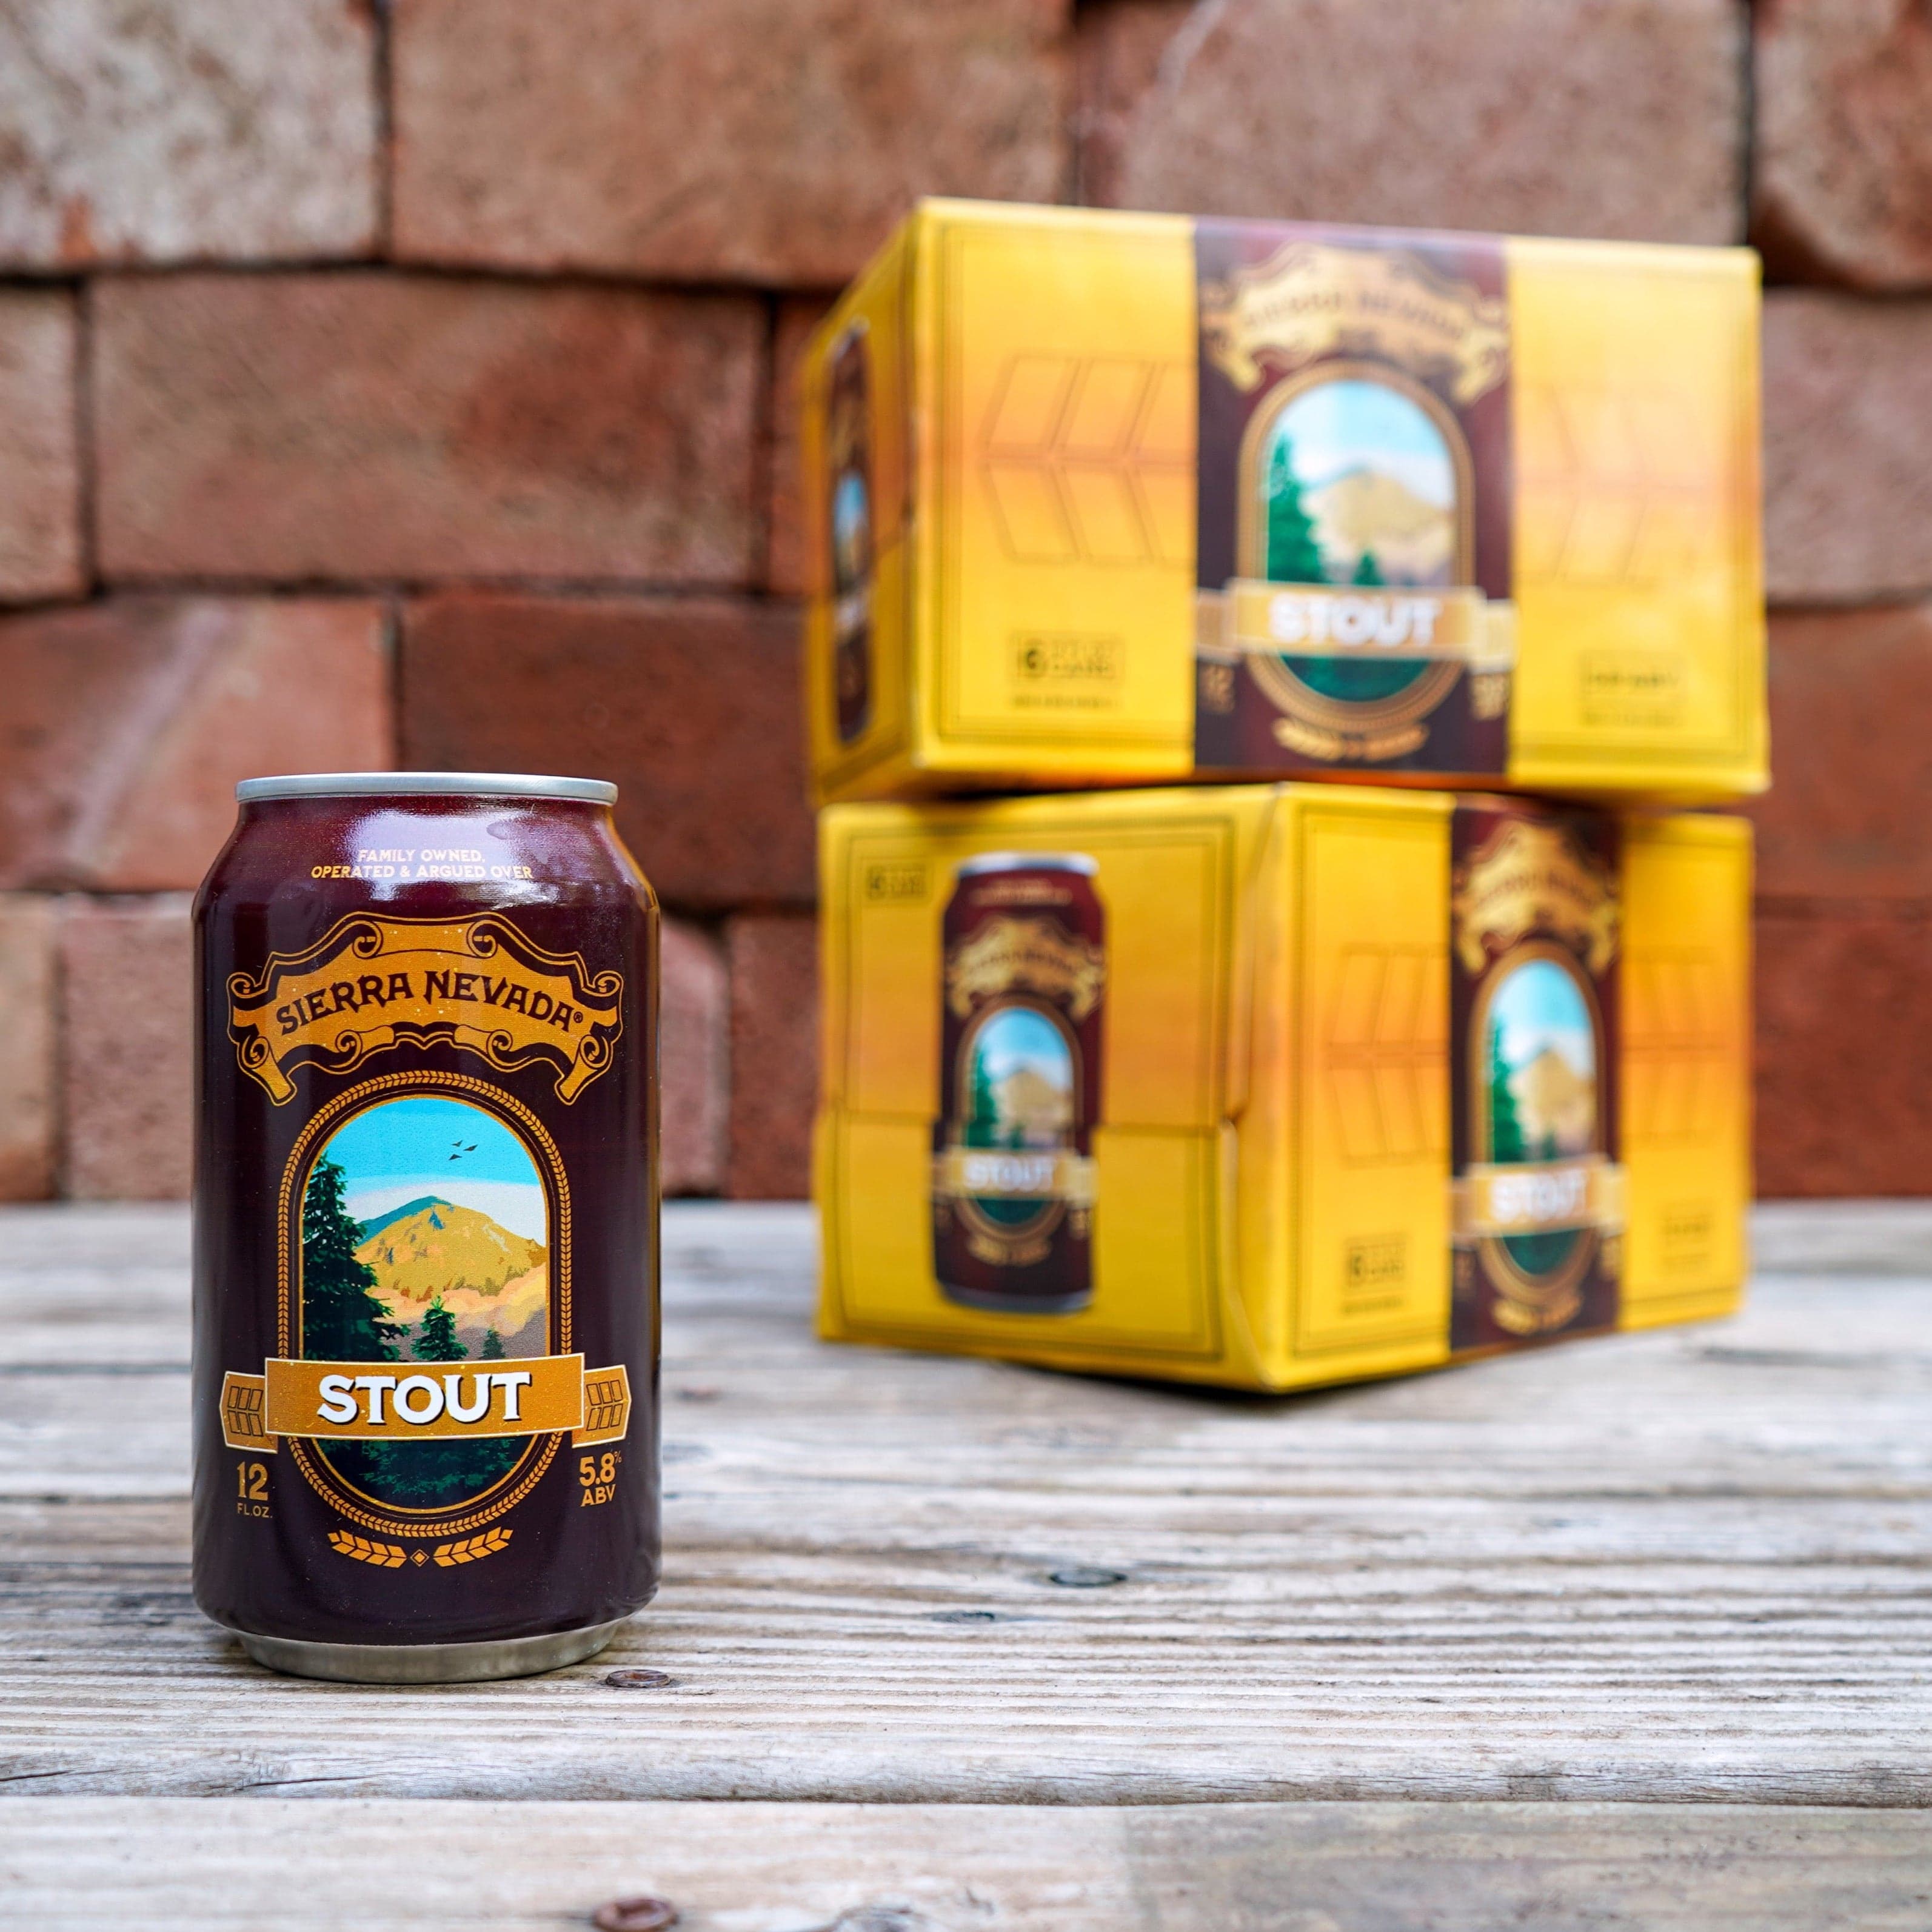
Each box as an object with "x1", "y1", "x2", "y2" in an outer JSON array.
[{"x1": 0, "y1": 0, "x2": 1926, "y2": 1201}]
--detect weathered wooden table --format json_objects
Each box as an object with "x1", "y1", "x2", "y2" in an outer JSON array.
[{"x1": 4, "y1": 1201, "x2": 1931, "y2": 1928}]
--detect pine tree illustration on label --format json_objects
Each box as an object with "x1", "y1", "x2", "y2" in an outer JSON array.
[
  {"x1": 192, "y1": 775, "x2": 659, "y2": 1682},
  {"x1": 1192, "y1": 226, "x2": 1514, "y2": 775},
  {"x1": 932, "y1": 855, "x2": 1105, "y2": 1314},
  {"x1": 1448, "y1": 800, "x2": 1623, "y2": 1352},
  {"x1": 826, "y1": 321, "x2": 875, "y2": 746}
]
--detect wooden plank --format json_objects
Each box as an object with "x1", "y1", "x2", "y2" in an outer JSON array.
[
  {"x1": 2, "y1": 1796, "x2": 1930, "y2": 1931},
  {"x1": 0, "y1": 1205, "x2": 189, "y2": 1371},
  {"x1": 2, "y1": 1205, "x2": 1931, "y2": 1804},
  {"x1": 1752, "y1": 1199, "x2": 1932, "y2": 1277}
]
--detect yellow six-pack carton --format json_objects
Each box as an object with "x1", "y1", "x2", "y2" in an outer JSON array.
[
  {"x1": 815, "y1": 786, "x2": 1750, "y2": 1391},
  {"x1": 801, "y1": 200, "x2": 1765, "y2": 806}
]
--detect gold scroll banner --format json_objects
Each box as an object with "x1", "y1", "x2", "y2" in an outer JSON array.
[
  {"x1": 933, "y1": 1148, "x2": 1097, "y2": 1206},
  {"x1": 227, "y1": 914, "x2": 623, "y2": 1106},
  {"x1": 1202, "y1": 583, "x2": 1516, "y2": 671},
  {"x1": 1451, "y1": 819, "x2": 1619, "y2": 977},
  {"x1": 221, "y1": 1359, "x2": 630, "y2": 1452},
  {"x1": 1451, "y1": 1157, "x2": 1626, "y2": 1242},
  {"x1": 944, "y1": 916, "x2": 1104, "y2": 1022},
  {"x1": 1200, "y1": 241, "x2": 1509, "y2": 403}
]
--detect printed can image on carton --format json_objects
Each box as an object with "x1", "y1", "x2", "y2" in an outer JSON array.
[
  {"x1": 1447, "y1": 802, "x2": 1623, "y2": 1349},
  {"x1": 191, "y1": 774, "x2": 660, "y2": 1683},
  {"x1": 826, "y1": 319, "x2": 875, "y2": 747},
  {"x1": 932, "y1": 854, "x2": 1105, "y2": 1314}
]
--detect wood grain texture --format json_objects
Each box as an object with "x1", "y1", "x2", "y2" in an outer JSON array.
[
  {"x1": 2, "y1": 1204, "x2": 1930, "y2": 1805},
  {"x1": 4, "y1": 1796, "x2": 1932, "y2": 1931},
  {"x1": 1751, "y1": 1199, "x2": 1932, "y2": 1276}
]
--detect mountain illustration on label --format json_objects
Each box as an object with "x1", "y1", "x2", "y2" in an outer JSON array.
[
  {"x1": 1486, "y1": 957, "x2": 1597, "y2": 1163},
  {"x1": 1303, "y1": 466, "x2": 1452, "y2": 583},
  {"x1": 963, "y1": 1008, "x2": 1075, "y2": 1151},
  {"x1": 1262, "y1": 379, "x2": 1457, "y2": 593},
  {"x1": 1505, "y1": 1046, "x2": 1596, "y2": 1160},
  {"x1": 353, "y1": 1195, "x2": 548, "y2": 1362}
]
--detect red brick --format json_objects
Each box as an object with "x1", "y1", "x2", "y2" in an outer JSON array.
[
  {"x1": 661, "y1": 917, "x2": 727, "y2": 1196},
  {"x1": 1754, "y1": 0, "x2": 1932, "y2": 290},
  {"x1": 399, "y1": 595, "x2": 814, "y2": 912},
  {"x1": 1750, "y1": 604, "x2": 1932, "y2": 903},
  {"x1": 0, "y1": 290, "x2": 82, "y2": 601},
  {"x1": 1763, "y1": 293, "x2": 1932, "y2": 603},
  {"x1": 0, "y1": 0, "x2": 376, "y2": 267},
  {"x1": 60, "y1": 895, "x2": 192, "y2": 1199},
  {"x1": 0, "y1": 598, "x2": 390, "y2": 894},
  {"x1": 1081, "y1": 0, "x2": 1743, "y2": 242},
  {"x1": 0, "y1": 895, "x2": 57, "y2": 1199},
  {"x1": 726, "y1": 912, "x2": 818, "y2": 1200},
  {"x1": 95, "y1": 276, "x2": 761, "y2": 585},
  {"x1": 767, "y1": 297, "x2": 836, "y2": 598},
  {"x1": 1756, "y1": 908, "x2": 1932, "y2": 1197},
  {"x1": 391, "y1": 0, "x2": 1072, "y2": 285}
]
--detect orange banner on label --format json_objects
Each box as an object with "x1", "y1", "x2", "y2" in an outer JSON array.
[
  {"x1": 223, "y1": 1360, "x2": 633, "y2": 1452},
  {"x1": 932, "y1": 1147, "x2": 1097, "y2": 1205},
  {"x1": 1452, "y1": 1157, "x2": 1626, "y2": 1240},
  {"x1": 222, "y1": 1361, "x2": 631, "y2": 1451},
  {"x1": 264, "y1": 1354, "x2": 586, "y2": 1441},
  {"x1": 1211, "y1": 583, "x2": 1515, "y2": 668}
]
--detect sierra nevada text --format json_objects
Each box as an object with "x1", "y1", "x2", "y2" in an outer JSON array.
[{"x1": 273, "y1": 970, "x2": 589, "y2": 1037}]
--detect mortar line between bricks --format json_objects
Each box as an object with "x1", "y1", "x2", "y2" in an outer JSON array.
[
  {"x1": 379, "y1": 597, "x2": 403, "y2": 766},
  {"x1": 87, "y1": 576, "x2": 806, "y2": 605},
  {"x1": 51, "y1": 890, "x2": 76, "y2": 1199},
  {"x1": 1057, "y1": 0, "x2": 1085, "y2": 208},
  {"x1": 1768, "y1": 597, "x2": 1932, "y2": 617},
  {"x1": 1754, "y1": 896, "x2": 1932, "y2": 920},
  {"x1": 370, "y1": 0, "x2": 395, "y2": 261},
  {"x1": 72, "y1": 282, "x2": 98, "y2": 597},
  {"x1": 752, "y1": 293, "x2": 780, "y2": 596},
  {"x1": 72, "y1": 259, "x2": 843, "y2": 304},
  {"x1": 47, "y1": 891, "x2": 71, "y2": 1204},
  {"x1": 1738, "y1": 0, "x2": 1757, "y2": 249}
]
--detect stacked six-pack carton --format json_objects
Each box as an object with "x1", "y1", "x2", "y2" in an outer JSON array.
[{"x1": 798, "y1": 200, "x2": 1763, "y2": 1392}]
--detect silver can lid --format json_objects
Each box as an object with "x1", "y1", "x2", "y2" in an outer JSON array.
[
  {"x1": 235, "y1": 772, "x2": 619, "y2": 805},
  {"x1": 956, "y1": 851, "x2": 1098, "y2": 877}
]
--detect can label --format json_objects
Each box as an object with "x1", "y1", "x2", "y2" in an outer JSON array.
[
  {"x1": 1192, "y1": 225, "x2": 1514, "y2": 775},
  {"x1": 1449, "y1": 801, "x2": 1623, "y2": 1351},
  {"x1": 217, "y1": 911, "x2": 630, "y2": 1566},
  {"x1": 931, "y1": 858, "x2": 1105, "y2": 1313}
]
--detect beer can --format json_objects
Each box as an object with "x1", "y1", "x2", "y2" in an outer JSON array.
[
  {"x1": 192, "y1": 773, "x2": 659, "y2": 1682},
  {"x1": 932, "y1": 853, "x2": 1105, "y2": 1314}
]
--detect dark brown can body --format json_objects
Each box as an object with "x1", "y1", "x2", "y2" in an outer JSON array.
[
  {"x1": 191, "y1": 774, "x2": 658, "y2": 1682},
  {"x1": 931, "y1": 854, "x2": 1105, "y2": 1314}
]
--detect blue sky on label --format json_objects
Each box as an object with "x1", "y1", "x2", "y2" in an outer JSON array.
[
  {"x1": 974, "y1": 1007, "x2": 1073, "y2": 1094},
  {"x1": 1269, "y1": 378, "x2": 1454, "y2": 506},
  {"x1": 320, "y1": 1094, "x2": 548, "y2": 1244},
  {"x1": 1489, "y1": 958, "x2": 1595, "y2": 1081}
]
